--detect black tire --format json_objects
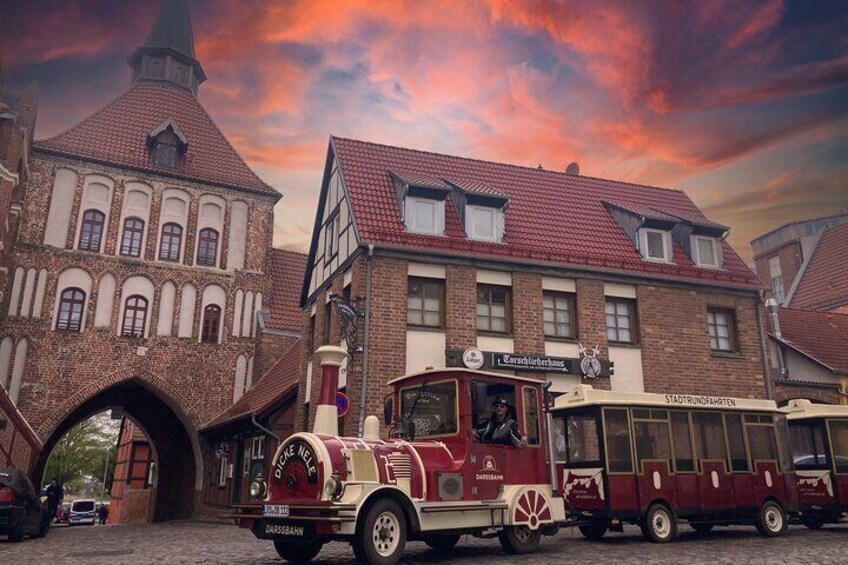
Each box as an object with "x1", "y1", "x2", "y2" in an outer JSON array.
[
  {"x1": 7, "y1": 521, "x2": 25, "y2": 542},
  {"x1": 643, "y1": 503, "x2": 677, "y2": 543},
  {"x1": 755, "y1": 501, "x2": 787, "y2": 537},
  {"x1": 424, "y1": 533, "x2": 461, "y2": 551},
  {"x1": 802, "y1": 516, "x2": 825, "y2": 530},
  {"x1": 690, "y1": 523, "x2": 714, "y2": 534},
  {"x1": 273, "y1": 539, "x2": 323, "y2": 563},
  {"x1": 352, "y1": 498, "x2": 407, "y2": 565},
  {"x1": 578, "y1": 520, "x2": 608, "y2": 540},
  {"x1": 498, "y1": 525, "x2": 541, "y2": 554}
]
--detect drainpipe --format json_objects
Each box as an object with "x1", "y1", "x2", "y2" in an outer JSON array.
[
  {"x1": 357, "y1": 244, "x2": 375, "y2": 437},
  {"x1": 250, "y1": 414, "x2": 277, "y2": 441},
  {"x1": 765, "y1": 297, "x2": 788, "y2": 383},
  {"x1": 755, "y1": 293, "x2": 775, "y2": 400}
]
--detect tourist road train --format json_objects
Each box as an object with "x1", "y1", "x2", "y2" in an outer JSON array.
[{"x1": 231, "y1": 346, "x2": 848, "y2": 565}]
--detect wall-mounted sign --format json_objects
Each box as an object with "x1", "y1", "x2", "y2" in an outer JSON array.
[
  {"x1": 446, "y1": 349, "x2": 611, "y2": 378},
  {"x1": 462, "y1": 348, "x2": 485, "y2": 369}
]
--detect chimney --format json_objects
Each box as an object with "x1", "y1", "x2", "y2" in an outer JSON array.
[{"x1": 312, "y1": 345, "x2": 348, "y2": 436}]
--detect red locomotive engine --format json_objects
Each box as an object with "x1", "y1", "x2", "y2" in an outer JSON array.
[{"x1": 234, "y1": 346, "x2": 564, "y2": 564}]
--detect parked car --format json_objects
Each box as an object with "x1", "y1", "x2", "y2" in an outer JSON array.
[
  {"x1": 68, "y1": 499, "x2": 96, "y2": 526},
  {"x1": 0, "y1": 468, "x2": 50, "y2": 542}
]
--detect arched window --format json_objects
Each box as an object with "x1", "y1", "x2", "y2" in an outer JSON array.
[
  {"x1": 56, "y1": 288, "x2": 86, "y2": 332},
  {"x1": 201, "y1": 304, "x2": 221, "y2": 343},
  {"x1": 158, "y1": 222, "x2": 183, "y2": 261},
  {"x1": 196, "y1": 228, "x2": 218, "y2": 267},
  {"x1": 120, "y1": 217, "x2": 145, "y2": 257},
  {"x1": 78, "y1": 209, "x2": 105, "y2": 251},
  {"x1": 121, "y1": 295, "x2": 149, "y2": 337}
]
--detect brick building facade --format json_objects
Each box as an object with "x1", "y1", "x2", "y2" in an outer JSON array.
[
  {"x1": 296, "y1": 137, "x2": 769, "y2": 437},
  {"x1": 0, "y1": 0, "x2": 304, "y2": 520}
]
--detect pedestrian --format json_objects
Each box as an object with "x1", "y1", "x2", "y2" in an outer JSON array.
[
  {"x1": 98, "y1": 504, "x2": 109, "y2": 525},
  {"x1": 45, "y1": 477, "x2": 64, "y2": 523}
]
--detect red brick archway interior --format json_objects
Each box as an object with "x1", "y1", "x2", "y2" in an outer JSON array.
[{"x1": 32, "y1": 379, "x2": 197, "y2": 522}]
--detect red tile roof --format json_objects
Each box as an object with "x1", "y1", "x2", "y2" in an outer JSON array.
[
  {"x1": 776, "y1": 308, "x2": 848, "y2": 374},
  {"x1": 265, "y1": 248, "x2": 308, "y2": 332},
  {"x1": 331, "y1": 137, "x2": 760, "y2": 289},
  {"x1": 202, "y1": 340, "x2": 301, "y2": 430},
  {"x1": 34, "y1": 82, "x2": 277, "y2": 196},
  {"x1": 789, "y1": 221, "x2": 848, "y2": 311},
  {"x1": 603, "y1": 200, "x2": 679, "y2": 223}
]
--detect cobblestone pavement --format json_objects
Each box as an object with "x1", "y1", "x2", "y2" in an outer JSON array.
[{"x1": 2, "y1": 521, "x2": 847, "y2": 565}]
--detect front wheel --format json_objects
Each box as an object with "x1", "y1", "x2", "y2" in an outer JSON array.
[
  {"x1": 424, "y1": 533, "x2": 461, "y2": 551},
  {"x1": 643, "y1": 503, "x2": 677, "y2": 543},
  {"x1": 578, "y1": 520, "x2": 608, "y2": 540},
  {"x1": 755, "y1": 501, "x2": 787, "y2": 537},
  {"x1": 498, "y1": 525, "x2": 541, "y2": 554},
  {"x1": 353, "y1": 498, "x2": 407, "y2": 565},
  {"x1": 273, "y1": 539, "x2": 323, "y2": 563}
]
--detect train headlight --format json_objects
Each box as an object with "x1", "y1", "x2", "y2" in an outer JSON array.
[
  {"x1": 250, "y1": 477, "x2": 266, "y2": 499},
  {"x1": 323, "y1": 476, "x2": 343, "y2": 499}
]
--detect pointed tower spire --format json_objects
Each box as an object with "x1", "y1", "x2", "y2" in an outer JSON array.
[{"x1": 127, "y1": 0, "x2": 206, "y2": 95}]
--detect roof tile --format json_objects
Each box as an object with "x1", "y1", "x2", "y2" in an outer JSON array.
[
  {"x1": 331, "y1": 137, "x2": 759, "y2": 288},
  {"x1": 789, "y1": 222, "x2": 848, "y2": 311},
  {"x1": 265, "y1": 248, "x2": 308, "y2": 332},
  {"x1": 776, "y1": 308, "x2": 848, "y2": 374},
  {"x1": 35, "y1": 82, "x2": 277, "y2": 195}
]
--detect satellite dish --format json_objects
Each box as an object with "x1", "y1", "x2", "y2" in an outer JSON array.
[{"x1": 565, "y1": 162, "x2": 580, "y2": 175}]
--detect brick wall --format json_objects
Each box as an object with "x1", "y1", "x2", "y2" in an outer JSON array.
[{"x1": 298, "y1": 254, "x2": 768, "y2": 438}]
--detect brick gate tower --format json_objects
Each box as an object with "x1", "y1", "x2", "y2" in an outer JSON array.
[{"x1": 0, "y1": 0, "x2": 289, "y2": 520}]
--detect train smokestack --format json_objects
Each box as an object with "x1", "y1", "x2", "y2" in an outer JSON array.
[{"x1": 313, "y1": 345, "x2": 348, "y2": 436}]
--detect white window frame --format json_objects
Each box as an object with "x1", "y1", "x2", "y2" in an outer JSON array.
[
  {"x1": 466, "y1": 205, "x2": 503, "y2": 242},
  {"x1": 218, "y1": 456, "x2": 228, "y2": 487},
  {"x1": 252, "y1": 436, "x2": 265, "y2": 460},
  {"x1": 692, "y1": 235, "x2": 721, "y2": 268},
  {"x1": 639, "y1": 228, "x2": 671, "y2": 263},
  {"x1": 405, "y1": 196, "x2": 444, "y2": 235}
]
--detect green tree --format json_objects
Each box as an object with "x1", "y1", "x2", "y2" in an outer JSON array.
[{"x1": 44, "y1": 412, "x2": 120, "y2": 493}]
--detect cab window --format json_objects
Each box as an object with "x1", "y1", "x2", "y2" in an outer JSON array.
[
  {"x1": 789, "y1": 421, "x2": 829, "y2": 469},
  {"x1": 560, "y1": 412, "x2": 601, "y2": 466},
  {"x1": 471, "y1": 381, "x2": 517, "y2": 430},
  {"x1": 399, "y1": 380, "x2": 457, "y2": 437}
]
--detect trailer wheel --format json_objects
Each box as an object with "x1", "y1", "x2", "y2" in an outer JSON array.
[
  {"x1": 273, "y1": 539, "x2": 323, "y2": 563},
  {"x1": 690, "y1": 523, "x2": 714, "y2": 534},
  {"x1": 7, "y1": 520, "x2": 25, "y2": 542},
  {"x1": 801, "y1": 516, "x2": 825, "y2": 530},
  {"x1": 498, "y1": 525, "x2": 541, "y2": 554},
  {"x1": 578, "y1": 520, "x2": 608, "y2": 540},
  {"x1": 642, "y1": 503, "x2": 677, "y2": 543},
  {"x1": 755, "y1": 501, "x2": 787, "y2": 537},
  {"x1": 425, "y1": 533, "x2": 461, "y2": 552},
  {"x1": 353, "y1": 498, "x2": 407, "y2": 565}
]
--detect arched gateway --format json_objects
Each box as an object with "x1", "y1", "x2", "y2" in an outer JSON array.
[{"x1": 32, "y1": 374, "x2": 201, "y2": 522}]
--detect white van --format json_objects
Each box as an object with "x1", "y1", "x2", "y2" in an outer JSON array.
[{"x1": 68, "y1": 499, "x2": 96, "y2": 526}]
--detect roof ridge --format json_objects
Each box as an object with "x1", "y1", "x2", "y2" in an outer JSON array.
[
  {"x1": 36, "y1": 85, "x2": 136, "y2": 145},
  {"x1": 781, "y1": 306, "x2": 848, "y2": 318},
  {"x1": 331, "y1": 135, "x2": 687, "y2": 196},
  {"x1": 190, "y1": 90, "x2": 272, "y2": 192}
]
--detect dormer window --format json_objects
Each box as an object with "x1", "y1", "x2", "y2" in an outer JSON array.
[
  {"x1": 466, "y1": 204, "x2": 503, "y2": 242},
  {"x1": 693, "y1": 235, "x2": 720, "y2": 268},
  {"x1": 639, "y1": 228, "x2": 671, "y2": 262},
  {"x1": 147, "y1": 119, "x2": 188, "y2": 169},
  {"x1": 406, "y1": 196, "x2": 444, "y2": 235},
  {"x1": 155, "y1": 141, "x2": 177, "y2": 168}
]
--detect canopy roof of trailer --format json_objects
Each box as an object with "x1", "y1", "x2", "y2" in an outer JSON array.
[
  {"x1": 552, "y1": 385, "x2": 778, "y2": 412},
  {"x1": 387, "y1": 367, "x2": 546, "y2": 387},
  {"x1": 781, "y1": 398, "x2": 848, "y2": 420}
]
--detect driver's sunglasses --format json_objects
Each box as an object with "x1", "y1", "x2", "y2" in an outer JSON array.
[{"x1": 494, "y1": 403, "x2": 506, "y2": 408}]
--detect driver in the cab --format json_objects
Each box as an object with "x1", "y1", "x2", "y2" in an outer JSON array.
[{"x1": 474, "y1": 396, "x2": 526, "y2": 448}]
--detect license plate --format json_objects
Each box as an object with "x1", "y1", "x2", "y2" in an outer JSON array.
[{"x1": 261, "y1": 504, "x2": 289, "y2": 518}]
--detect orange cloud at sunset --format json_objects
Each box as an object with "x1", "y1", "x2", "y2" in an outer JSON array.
[{"x1": 3, "y1": 0, "x2": 847, "y2": 263}]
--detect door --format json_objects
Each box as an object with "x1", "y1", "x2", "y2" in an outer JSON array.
[{"x1": 692, "y1": 412, "x2": 735, "y2": 512}]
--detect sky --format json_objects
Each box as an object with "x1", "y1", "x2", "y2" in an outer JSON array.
[{"x1": 3, "y1": 0, "x2": 847, "y2": 264}]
